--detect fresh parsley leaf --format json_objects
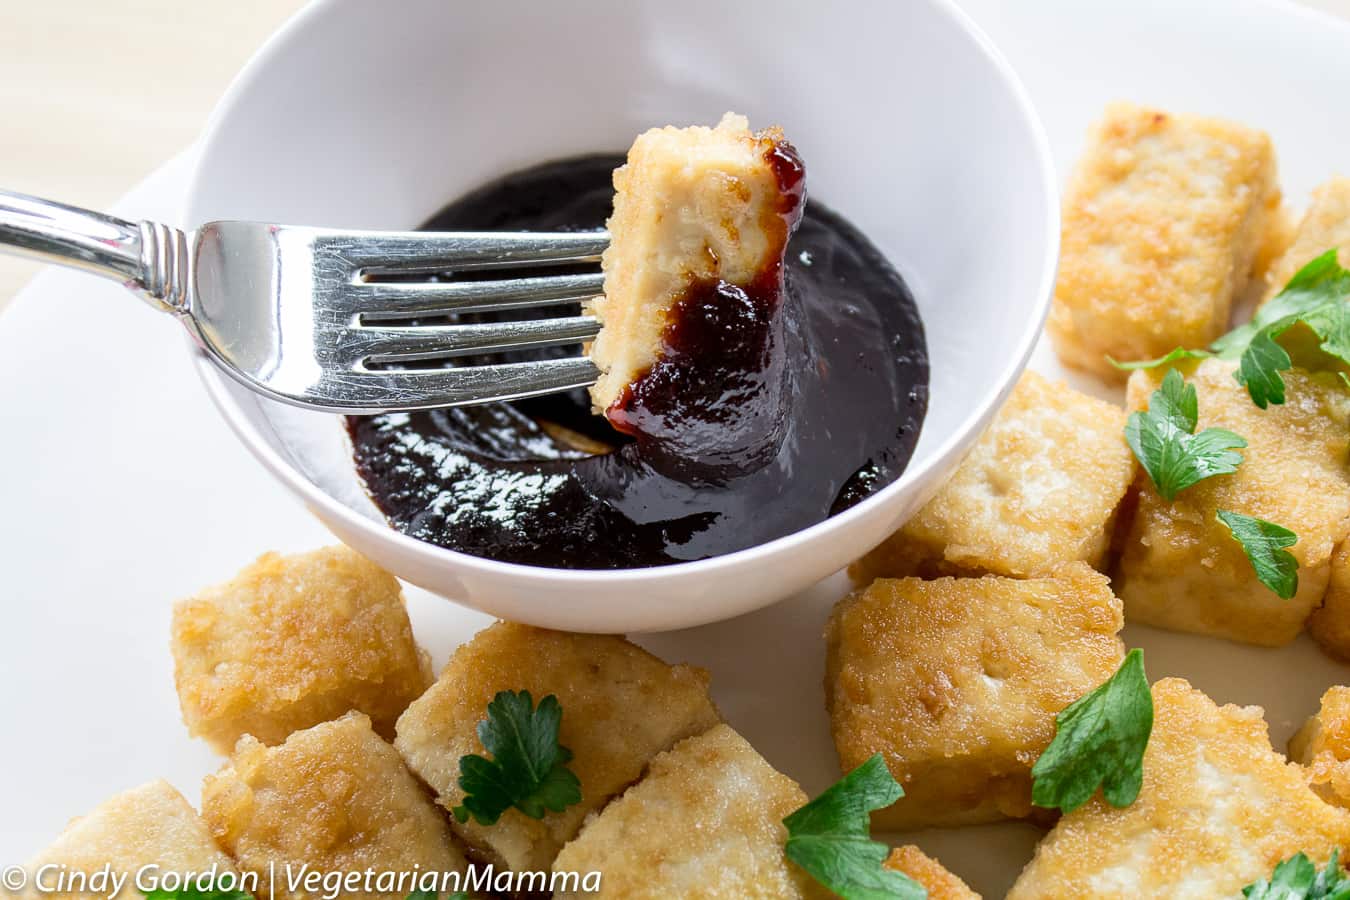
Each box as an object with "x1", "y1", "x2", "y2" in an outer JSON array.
[
  {"x1": 1212, "y1": 249, "x2": 1350, "y2": 408},
  {"x1": 1304, "y1": 297, "x2": 1350, "y2": 363},
  {"x1": 451, "y1": 689, "x2": 582, "y2": 826},
  {"x1": 1313, "y1": 852, "x2": 1350, "y2": 900},
  {"x1": 1149, "y1": 365, "x2": 1200, "y2": 431},
  {"x1": 1243, "y1": 849, "x2": 1350, "y2": 899},
  {"x1": 1125, "y1": 368, "x2": 1246, "y2": 500},
  {"x1": 783, "y1": 754, "x2": 925, "y2": 900},
  {"x1": 143, "y1": 881, "x2": 252, "y2": 900},
  {"x1": 1107, "y1": 346, "x2": 1212, "y2": 371},
  {"x1": 1234, "y1": 328, "x2": 1294, "y2": 408},
  {"x1": 1110, "y1": 251, "x2": 1350, "y2": 407},
  {"x1": 1031, "y1": 648, "x2": 1153, "y2": 814},
  {"x1": 1217, "y1": 510, "x2": 1300, "y2": 599}
]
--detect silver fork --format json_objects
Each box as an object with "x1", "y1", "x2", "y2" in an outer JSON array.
[{"x1": 0, "y1": 190, "x2": 608, "y2": 412}]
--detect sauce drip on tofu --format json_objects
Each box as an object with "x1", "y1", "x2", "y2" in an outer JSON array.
[
  {"x1": 606, "y1": 144, "x2": 805, "y2": 479},
  {"x1": 345, "y1": 155, "x2": 928, "y2": 569}
]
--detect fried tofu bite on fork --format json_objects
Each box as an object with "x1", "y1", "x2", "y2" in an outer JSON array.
[
  {"x1": 851, "y1": 371, "x2": 1134, "y2": 582},
  {"x1": 1048, "y1": 103, "x2": 1280, "y2": 379},
  {"x1": 1008, "y1": 678, "x2": 1350, "y2": 900},
  {"x1": 588, "y1": 112, "x2": 801, "y2": 416},
  {"x1": 395, "y1": 622, "x2": 720, "y2": 873},
  {"x1": 825, "y1": 563, "x2": 1124, "y2": 828},
  {"x1": 17, "y1": 781, "x2": 239, "y2": 900}
]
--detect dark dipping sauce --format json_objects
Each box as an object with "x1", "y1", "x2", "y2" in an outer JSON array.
[{"x1": 346, "y1": 155, "x2": 928, "y2": 569}]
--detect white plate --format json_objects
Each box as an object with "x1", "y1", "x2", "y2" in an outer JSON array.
[{"x1": 3, "y1": 1, "x2": 1349, "y2": 895}]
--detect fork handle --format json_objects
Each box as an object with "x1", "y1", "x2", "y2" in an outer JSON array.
[{"x1": 0, "y1": 189, "x2": 187, "y2": 312}]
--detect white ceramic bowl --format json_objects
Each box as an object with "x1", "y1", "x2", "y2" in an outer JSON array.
[{"x1": 185, "y1": 0, "x2": 1058, "y2": 632}]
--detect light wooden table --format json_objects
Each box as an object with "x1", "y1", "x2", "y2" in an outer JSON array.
[
  {"x1": 0, "y1": 0, "x2": 307, "y2": 307},
  {"x1": 2, "y1": 0, "x2": 1348, "y2": 311}
]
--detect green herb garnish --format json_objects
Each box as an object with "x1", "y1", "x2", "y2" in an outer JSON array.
[
  {"x1": 451, "y1": 689, "x2": 582, "y2": 826},
  {"x1": 1125, "y1": 368, "x2": 1246, "y2": 500},
  {"x1": 1212, "y1": 250, "x2": 1350, "y2": 407},
  {"x1": 1244, "y1": 849, "x2": 1350, "y2": 899},
  {"x1": 1217, "y1": 509, "x2": 1300, "y2": 599},
  {"x1": 1107, "y1": 346, "x2": 1211, "y2": 371},
  {"x1": 1118, "y1": 251, "x2": 1350, "y2": 408},
  {"x1": 782, "y1": 754, "x2": 925, "y2": 899},
  {"x1": 1031, "y1": 648, "x2": 1153, "y2": 814}
]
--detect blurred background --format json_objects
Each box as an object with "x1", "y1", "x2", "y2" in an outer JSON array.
[
  {"x1": 0, "y1": 0, "x2": 305, "y2": 305},
  {"x1": 2, "y1": 0, "x2": 1347, "y2": 309}
]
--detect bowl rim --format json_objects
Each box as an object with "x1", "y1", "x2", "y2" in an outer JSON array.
[{"x1": 185, "y1": 0, "x2": 1060, "y2": 586}]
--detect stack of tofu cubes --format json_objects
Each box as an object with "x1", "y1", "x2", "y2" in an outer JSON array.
[
  {"x1": 830, "y1": 102, "x2": 1350, "y2": 897},
  {"x1": 18, "y1": 545, "x2": 980, "y2": 899}
]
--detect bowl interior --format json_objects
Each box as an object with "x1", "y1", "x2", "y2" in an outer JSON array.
[{"x1": 186, "y1": 0, "x2": 1055, "y2": 587}]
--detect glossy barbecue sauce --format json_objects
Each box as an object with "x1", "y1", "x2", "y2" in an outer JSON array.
[{"x1": 346, "y1": 153, "x2": 928, "y2": 569}]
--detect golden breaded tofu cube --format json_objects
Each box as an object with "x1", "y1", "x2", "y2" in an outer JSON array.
[
  {"x1": 171, "y1": 546, "x2": 432, "y2": 753},
  {"x1": 1115, "y1": 359, "x2": 1350, "y2": 645},
  {"x1": 395, "y1": 622, "x2": 720, "y2": 872},
  {"x1": 202, "y1": 712, "x2": 467, "y2": 900},
  {"x1": 551, "y1": 724, "x2": 826, "y2": 899},
  {"x1": 1289, "y1": 685, "x2": 1350, "y2": 808},
  {"x1": 17, "y1": 781, "x2": 240, "y2": 900},
  {"x1": 851, "y1": 371, "x2": 1134, "y2": 581},
  {"x1": 824, "y1": 563, "x2": 1124, "y2": 828},
  {"x1": 884, "y1": 847, "x2": 981, "y2": 900},
  {"x1": 589, "y1": 112, "x2": 796, "y2": 411},
  {"x1": 1254, "y1": 202, "x2": 1297, "y2": 283},
  {"x1": 1262, "y1": 177, "x2": 1350, "y2": 302},
  {"x1": 1048, "y1": 103, "x2": 1280, "y2": 378},
  {"x1": 1309, "y1": 543, "x2": 1350, "y2": 659},
  {"x1": 1008, "y1": 678, "x2": 1350, "y2": 899}
]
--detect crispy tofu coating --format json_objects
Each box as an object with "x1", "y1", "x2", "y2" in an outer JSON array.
[
  {"x1": 588, "y1": 112, "x2": 794, "y2": 412},
  {"x1": 551, "y1": 724, "x2": 826, "y2": 899},
  {"x1": 1008, "y1": 678, "x2": 1350, "y2": 899},
  {"x1": 851, "y1": 371, "x2": 1134, "y2": 581},
  {"x1": 17, "y1": 781, "x2": 238, "y2": 900},
  {"x1": 1048, "y1": 103, "x2": 1280, "y2": 378},
  {"x1": 171, "y1": 546, "x2": 432, "y2": 754},
  {"x1": 884, "y1": 846, "x2": 981, "y2": 900},
  {"x1": 202, "y1": 713, "x2": 467, "y2": 900},
  {"x1": 1255, "y1": 201, "x2": 1297, "y2": 284},
  {"x1": 394, "y1": 622, "x2": 720, "y2": 872},
  {"x1": 1289, "y1": 685, "x2": 1350, "y2": 808},
  {"x1": 1310, "y1": 543, "x2": 1350, "y2": 659},
  {"x1": 1115, "y1": 359, "x2": 1350, "y2": 646},
  {"x1": 825, "y1": 564, "x2": 1124, "y2": 828},
  {"x1": 1262, "y1": 176, "x2": 1350, "y2": 302}
]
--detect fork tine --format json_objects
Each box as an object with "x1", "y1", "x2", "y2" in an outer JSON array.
[
  {"x1": 349, "y1": 357, "x2": 601, "y2": 408},
  {"x1": 351, "y1": 272, "x2": 604, "y2": 320},
  {"x1": 351, "y1": 315, "x2": 601, "y2": 364},
  {"x1": 330, "y1": 231, "x2": 609, "y2": 275}
]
